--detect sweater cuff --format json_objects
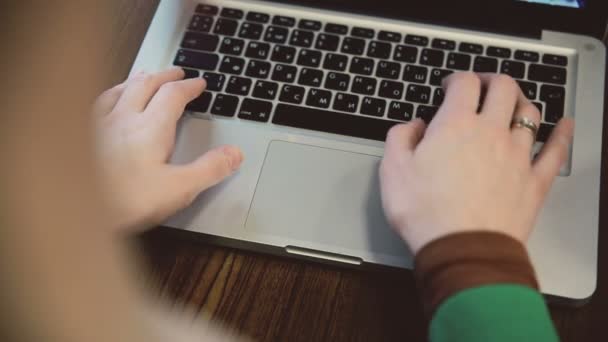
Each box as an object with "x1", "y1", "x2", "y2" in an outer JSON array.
[{"x1": 414, "y1": 231, "x2": 539, "y2": 317}]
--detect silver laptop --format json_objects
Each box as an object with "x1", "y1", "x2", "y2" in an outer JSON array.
[{"x1": 131, "y1": 0, "x2": 606, "y2": 303}]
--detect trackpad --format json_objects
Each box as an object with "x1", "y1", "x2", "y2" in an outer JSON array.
[{"x1": 245, "y1": 141, "x2": 409, "y2": 260}]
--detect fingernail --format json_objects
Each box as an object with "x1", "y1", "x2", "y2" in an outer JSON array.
[{"x1": 223, "y1": 146, "x2": 244, "y2": 171}]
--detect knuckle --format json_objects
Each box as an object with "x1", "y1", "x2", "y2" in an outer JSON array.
[
  {"x1": 521, "y1": 103, "x2": 541, "y2": 121},
  {"x1": 494, "y1": 74, "x2": 518, "y2": 91},
  {"x1": 460, "y1": 71, "x2": 481, "y2": 85},
  {"x1": 159, "y1": 81, "x2": 182, "y2": 94}
]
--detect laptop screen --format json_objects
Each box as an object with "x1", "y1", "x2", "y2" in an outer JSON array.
[{"x1": 517, "y1": 0, "x2": 586, "y2": 8}]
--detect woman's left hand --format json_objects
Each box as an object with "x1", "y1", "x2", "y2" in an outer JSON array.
[{"x1": 93, "y1": 67, "x2": 243, "y2": 232}]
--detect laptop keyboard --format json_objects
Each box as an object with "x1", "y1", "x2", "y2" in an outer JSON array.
[{"x1": 176, "y1": 4, "x2": 569, "y2": 142}]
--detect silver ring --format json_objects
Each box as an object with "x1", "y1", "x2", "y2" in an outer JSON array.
[{"x1": 511, "y1": 117, "x2": 538, "y2": 138}]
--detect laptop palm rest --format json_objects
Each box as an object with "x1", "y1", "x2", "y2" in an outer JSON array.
[{"x1": 245, "y1": 141, "x2": 410, "y2": 262}]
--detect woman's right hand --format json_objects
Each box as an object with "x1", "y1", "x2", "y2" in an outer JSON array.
[{"x1": 379, "y1": 72, "x2": 574, "y2": 254}]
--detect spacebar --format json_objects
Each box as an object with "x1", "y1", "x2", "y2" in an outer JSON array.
[{"x1": 272, "y1": 104, "x2": 399, "y2": 142}]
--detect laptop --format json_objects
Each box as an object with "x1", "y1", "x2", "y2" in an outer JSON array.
[{"x1": 131, "y1": 0, "x2": 607, "y2": 304}]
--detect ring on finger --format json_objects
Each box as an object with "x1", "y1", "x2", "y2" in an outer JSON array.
[{"x1": 511, "y1": 116, "x2": 538, "y2": 138}]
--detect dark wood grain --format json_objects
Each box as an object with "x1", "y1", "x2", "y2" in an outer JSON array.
[{"x1": 110, "y1": 1, "x2": 608, "y2": 341}]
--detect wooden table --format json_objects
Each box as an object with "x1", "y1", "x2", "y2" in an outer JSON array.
[{"x1": 107, "y1": 1, "x2": 608, "y2": 340}]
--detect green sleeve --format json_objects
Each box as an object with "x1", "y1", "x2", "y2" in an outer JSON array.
[{"x1": 430, "y1": 285, "x2": 559, "y2": 342}]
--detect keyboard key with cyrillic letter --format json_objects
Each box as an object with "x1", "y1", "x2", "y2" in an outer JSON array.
[{"x1": 174, "y1": 50, "x2": 219, "y2": 70}]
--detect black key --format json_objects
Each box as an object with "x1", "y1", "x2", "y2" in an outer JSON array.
[
  {"x1": 376, "y1": 61, "x2": 401, "y2": 80},
  {"x1": 420, "y1": 49, "x2": 445, "y2": 67},
  {"x1": 270, "y1": 45, "x2": 296, "y2": 63},
  {"x1": 252, "y1": 80, "x2": 279, "y2": 100},
  {"x1": 543, "y1": 54, "x2": 568, "y2": 66},
  {"x1": 378, "y1": 31, "x2": 402, "y2": 42},
  {"x1": 432, "y1": 38, "x2": 456, "y2": 50},
  {"x1": 341, "y1": 37, "x2": 366, "y2": 55},
  {"x1": 533, "y1": 102, "x2": 543, "y2": 114},
  {"x1": 289, "y1": 30, "x2": 314, "y2": 48},
  {"x1": 433, "y1": 88, "x2": 445, "y2": 106},
  {"x1": 226, "y1": 76, "x2": 252, "y2": 95},
  {"x1": 406, "y1": 84, "x2": 431, "y2": 104},
  {"x1": 351, "y1": 27, "x2": 375, "y2": 39},
  {"x1": 517, "y1": 81, "x2": 537, "y2": 100},
  {"x1": 315, "y1": 33, "x2": 340, "y2": 51},
  {"x1": 246, "y1": 11, "x2": 270, "y2": 23},
  {"x1": 220, "y1": 8, "x2": 243, "y2": 19},
  {"x1": 219, "y1": 56, "x2": 245, "y2": 74},
  {"x1": 186, "y1": 92, "x2": 212, "y2": 112},
  {"x1": 361, "y1": 97, "x2": 387, "y2": 117},
  {"x1": 352, "y1": 76, "x2": 377, "y2": 95},
  {"x1": 379, "y1": 80, "x2": 404, "y2": 99},
  {"x1": 181, "y1": 32, "x2": 219, "y2": 51},
  {"x1": 273, "y1": 103, "x2": 399, "y2": 141},
  {"x1": 403, "y1": 64, "x2": 428, "y2": 84},
  {"x1": 202, "y1": 72, "x2": 226, "y2": 91},
  {"x1": 238, "y1": 22, "x2": 264, "y2": 40},
  {"x1": 446, "y1": 53, "x2": 471, "y2": 70},
  {"x1": 387, "y1": 101, "x2": 414, "y2": 121},
  {"x1": 188, "y1": 15, "x2": 214, "y2": 33},
  {"x1": 279, "y1": 84, "x2": 305, "y2": 104},
  {"x1": 473, "y1": 56, "x2": 498, "y2": 72},
  {"x1": 333, "y1": 92, "x2": 360, "y2": 113},
  {"x1": 325, "y1": 23, "x2": 348, "y2": 35},
  {"x1": 515, "y1": 50, "x2": 540, "y2": 62},
  {"x1": 196, "y1": 4, "x2": 218, "y2": 16},
  {"x1": 500, "y1": 60, "x2": 525, "y2": 79},
  {"x1": 306, "y1": 88, "x2": 332, "y2": 109},
  {"x1": 219, "y1": 37, "x2": 245, "y2": 55},
  {"x1": 213, "y1": 18, "x2": 238, "y2": 36},
  {"x1": 238, "y1": 99, "x2": 273, "y2": 122},
  {"x1": 367, "y1": 41, "x2": 392, "y2": 59},
  {"x1": 405, "y1": 34, "x2": 428, "y2": 46},
  {"x1": 486, "y1": 46, "x2": 511, "y2": 58},
  {"x1": 537, "y1": 123, "x2": 555, "y2": 143},
  {"x1": 430, "y1": 68, "x2": 453, "y2": 86},
  {"x1": 245, "y1": 60, "x2": 271, "y2": 79},
  {"x1": 350, "y1": 57, "x2": 375, "y2": 75},
  {"x1": 323, "y1": 53, "x2": 349, "y2": 71},
  {"x1": 245, "y1": 42, "x2": 270, "y2": 60},
  {"x1": 299, "y1": 19, "x2": 322, "y2": 31},
  {"x1": 273, "y1": 15, "x2": 296, "y2": 27},
  {"x1": 272, "y1": 64, "x2": 297, "y2": 83},
  {"x1": 528, "y1": 64, "x2": 567, "y2": 85},
  {"x1": 183, "y1": 68, "x2": 199, "y2": 79},
  {"x1": 416, "y1": 105, "x2": 438, "y2": 124},
  {"x1": 297, "y1": 49, "x2": 322, "y2": 67},
  {"x1": 325, "y1": 72, "x2": 350, "y2": 91},
  {"x1": 264, "y1": 26, "x2": 289, "y2": 44},
  {"x1": 298, "y1": 68, "x2": 324, "y2": 87},
  {"x1": 210, "y1": 94, "x2": 239, "y2": 117},
  {"x1": 394, "y1": 45, "x2": 418, "y2": 63},
  {"x1": 174, "y1": 50, "x2": 219, "y2": 70},
  {"x1": 540, "y1": 84, "x2": 566, "y2": 124},
  {"x1": 459, "y1": 42, "x2": 483, "y2": 54}
]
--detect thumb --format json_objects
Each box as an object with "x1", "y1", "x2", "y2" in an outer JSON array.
[{"x1": 170, "y1": 145, "x2": 244, "y2": 204}]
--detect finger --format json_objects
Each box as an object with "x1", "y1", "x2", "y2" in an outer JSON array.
[
  {"x1": 384, "y1": 119, "x2": 427, "y2": 160},
  {"x1": 438, "y1": 72, "x2": 482, "y2": 117},
  {"x1": 145, "y1": 78, "x2": 206, "y2": 122},
  {"x1": 169, "y1": 146, "x2": 244, "y2": 208},
  {"x1": 114, "y1": 67, "x2": 185, "y2": 113},
  {"x1": 91, "y1": 83, "x2": 127, "y2": 117},
  {"x1": 510, "y1": 95, "x2": 542, "y2": 154},
  {"x1": 532, "y1": 118, "x2": 574, "y2": 195},
  {"x1": 478, "y1": 74, "x2": 521, "y2": 126}
]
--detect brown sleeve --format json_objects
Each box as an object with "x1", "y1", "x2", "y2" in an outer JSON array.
[{"x1": 414, "y1": 231, "x2": 539, "y2": 317}]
